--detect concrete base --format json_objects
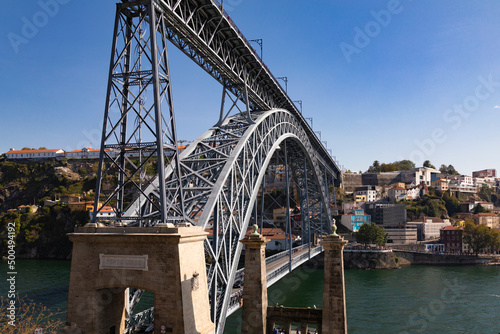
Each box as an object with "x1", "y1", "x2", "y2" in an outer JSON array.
[{"x1": 63, "y1": 225, "x2": 215, "y2": 334}]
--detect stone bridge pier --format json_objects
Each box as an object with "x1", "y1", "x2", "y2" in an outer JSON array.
[{"x1": 62, "y1": 224, "x2": 215, "y2": 334}]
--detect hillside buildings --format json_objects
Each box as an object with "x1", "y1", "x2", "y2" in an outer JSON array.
[{"x1": 340, "y1": 207, "x2": 371, "y2": 232}]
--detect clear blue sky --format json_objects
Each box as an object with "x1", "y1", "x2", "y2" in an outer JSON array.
[{"x1": 1, "y1": 0, "x2": 500, "y2": 176}]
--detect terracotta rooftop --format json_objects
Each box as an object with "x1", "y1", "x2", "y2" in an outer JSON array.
[{"x1": 5, "y1": 148, "x2": 63, "y2": 154}]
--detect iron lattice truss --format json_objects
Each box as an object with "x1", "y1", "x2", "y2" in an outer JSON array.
[
  {"x1": 93, "y1": 1, "x2": 187, "y2": 224},
  {"x1": 124, "y1": 109, "x2": 334, "y2": 332},
  {"x1": 122, "y1": 0, "x2": 340, "y2": 177}
]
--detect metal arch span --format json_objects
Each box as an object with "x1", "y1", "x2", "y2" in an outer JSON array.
[{"x1": 124, "y1": 108, "x2": 334, "y2": 332}]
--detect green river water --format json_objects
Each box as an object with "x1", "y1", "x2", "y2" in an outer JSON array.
[{"x1": 1, "y1": 260, "x2": 498, "y2": 333}]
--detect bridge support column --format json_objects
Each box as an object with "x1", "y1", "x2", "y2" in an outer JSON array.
[
  {"x1": 320, "y1": 234, "x2": 348, "y2": 334},
  {"x1": 62, "y1": 225, "x2": 215, "y2": 334},
  {"x1": 240, "y1": 227, "x2": 269, "y2": 334}
]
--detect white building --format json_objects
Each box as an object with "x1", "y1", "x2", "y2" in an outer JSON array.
[
  {"x1": 401, "y1": 167, "x2": 441, "y2": 186},
  {"x1": 353, "y1": 186, "x2": 378, "y2": 203},
  {"x1": 65, "y1": 147, "x2": 101, "y2": 159},
  {"x1": 408, "y1": 217, "x2": 451, "y2": 240},
  {"x1": 388, "y1": 187, "x2": 406, "y2": 202},
  {"x1": 448, "y1": 175, "x2": 476, "y2": 193},
  {"x1": 4, "y1": 148, "x2": 64, "y2": 159}
]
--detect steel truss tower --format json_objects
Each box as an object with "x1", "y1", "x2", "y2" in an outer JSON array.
[{"x1": 93, "y1": 0, "x2": 186, "y2": 225}]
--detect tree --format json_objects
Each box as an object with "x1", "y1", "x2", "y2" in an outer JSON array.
[
  {"x1": 356, "y1": 223, "x2": 371, "y2": 245},
  {"x1": 463, "y1": 221, "x2": 491, "y2": 255},
  {"x1": 443, "y1": 192, "x2": 460, "y2": 216},
  {"x1": 423, "y1": 160, "x2": 436, "y2": 169},
  {"x1": 473, "y1": 203, "x2": 488, "y2": 214},
  {"x1": 478, "y1": 185, "x2": 493, "y2": 203},
  {"x1": 395, "y1": 160, "x2": 416, "y2": 171},
  {"x1": 366, "y1": 160, "x2": 415, "y2": 173},
  {"x1": 367, "y1": 160, "x2": 381, "y2": 173},
  {"x1": 488, "y1": 229, "x2": 500, "y2": 252},
  {"x1": 356, "y1": 223, "x2": 388, "y2": 247},
  {"x1": 439, "y1": 164, "x2": 459, "y2": 175}
]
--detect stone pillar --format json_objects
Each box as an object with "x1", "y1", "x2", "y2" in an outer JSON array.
[
  {"x1": 62, "y1": 224, "x2": 215, "y2": 334},
  {"x1": 300, "y1": 323, "x2": 308, "y2": 334},
  {"x1": 240, "y1": 226, "x2": 269, "y2": 334},
  {"x1": 320, "y1": 234, "x2": 348, "y2": 334}
]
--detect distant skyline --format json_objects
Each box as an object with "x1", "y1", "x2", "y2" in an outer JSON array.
[{"x1": 1, "y1": 1, "x2": 500, "y2": 175}]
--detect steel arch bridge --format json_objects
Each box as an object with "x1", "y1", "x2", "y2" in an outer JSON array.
[
  {"x1": 90, "y1": 0, "x2": 343, "y2": 332},
  {"x1": 124, "y1": 109, "x2": 335, "y2": 329}
]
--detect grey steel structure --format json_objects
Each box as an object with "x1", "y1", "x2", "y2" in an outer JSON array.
[{"x1": 92, "y1": 0, "x2": 342, "y2": 332}]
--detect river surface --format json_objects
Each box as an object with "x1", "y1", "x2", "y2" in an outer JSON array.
[{"x1": 1, "y1": 260, "x2": 499, "y2": 333}]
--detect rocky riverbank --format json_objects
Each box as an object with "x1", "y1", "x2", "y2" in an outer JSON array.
[{"x1": 343, "y1": 250, "x2": 401, "y2": 270}]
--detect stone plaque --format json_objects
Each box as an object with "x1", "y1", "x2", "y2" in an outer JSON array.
[{"x1": 99, "y1": 254, "x2": 148, "y2": 271}]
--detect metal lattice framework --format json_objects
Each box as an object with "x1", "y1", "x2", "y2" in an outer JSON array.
[
  {"x1": 92, "y1": 0, "x2": 187, "y2": 225},
  {"x1": 124, "y1": 109, "x2": 333, "y2": 331}
]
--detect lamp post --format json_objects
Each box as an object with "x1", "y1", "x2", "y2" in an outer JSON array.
[
  {"x1": 277, "y1": 76, "x2": 288, "y2": 93},
  {"x1": 293, "y1": 100, "x2": 302, "y2": 113},
  {"x1": 249, "y1": 39, "x2": 263, "y2": 60}
]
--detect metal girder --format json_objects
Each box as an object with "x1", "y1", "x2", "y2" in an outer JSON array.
[
  {"x1": 120, "y1": 0, "x2": 341, "y2": 179},
  {"x1": 93, "y1": 0, "x2": 186, "y2": 225},
  {"x1": 124, "y1": 109, "x2": 332, "y2": 332}
]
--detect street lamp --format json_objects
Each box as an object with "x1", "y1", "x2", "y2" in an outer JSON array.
[
  {"x1": 277, "y1": 76, "x2": 288, "y2": 93},
  {"x1": 249, "y1": 39, "x2": 263, "y2": 60},
  {"x1": 293, "y1": 100, "x2": 302, "y2": 113}
]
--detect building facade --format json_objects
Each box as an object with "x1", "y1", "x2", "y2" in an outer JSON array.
[
  {"x1": 440, "y1": 226, "x2": 463, "y2": 253},
  {"x1": 407, "y1": 217, "x2": 451, "y2": 241},
  {"x1": 4, "y1": 148, "x2": 64, "y2": 159},
  {"x1": 365, "y1": 203, "x2": 406, "y2": 226},
  {"x1": 353, "y1": 186, "x2": 378, "y2": 203},
  {"x1": 340, "y1": 207, "x2": 371, "y2": 232},
  {"x1": 472, "y1": 169, "x2": 496, "y2": 178}
]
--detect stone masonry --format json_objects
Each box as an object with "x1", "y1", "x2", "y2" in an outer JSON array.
[
  {"x1": 240, "y1": 228, "x2": 269, "y2": 334},
  {"x1": 62, "y1": 224, "x2": 215, "y2": 334},
  {"x1": 320, "y1": 234, "x2": 348, "y2": 334}
]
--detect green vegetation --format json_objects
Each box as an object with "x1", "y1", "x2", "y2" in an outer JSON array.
[
  {"x1": 0, "y1": 203, "x2": 89, "y2": 258},
  {"x1": 0, "y1": 160, "x2": 98, "y2": 211},
  {"x1": 355, "y1": 223, "x2": 388, "y2": 246},
  {"x1": 0, "y1": 295, "x2": 63, "y2": 333},
  {"x1": 366, "y1": 160, "x2": 415, "y2": 173},
  {"x1": 439, "y1": 164, "x2": 460, "y2": 175},
  {"x1": 423, "y1": 160, "x2": 436, "y2": 169},
  {"x1": 402, "y1": 195, "x2": 447, "y2": 221},
  {"x1": 463, "y1": 220, "x2": 500, "y2": 255}
]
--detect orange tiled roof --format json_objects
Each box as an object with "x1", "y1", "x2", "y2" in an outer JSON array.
[{"x1": 5, "y1": 148, "x2": 63, "y2": 154}]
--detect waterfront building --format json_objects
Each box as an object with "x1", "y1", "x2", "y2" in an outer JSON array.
[
  {"x1": 424, "y1": 243, "x2": 445, "y2": 253},
  {"x1": 340, "y1": 207, "x2": 371, "y2": 232},
  {"x1": 384, "y1": 224, "x2": 418, "y2": 244},
  {"x1": 440, "y1": 225, "x2": 463, "y2": 253},
  {"x1": 407, "y1": 216, "x2": 451, "y2": 241}
]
